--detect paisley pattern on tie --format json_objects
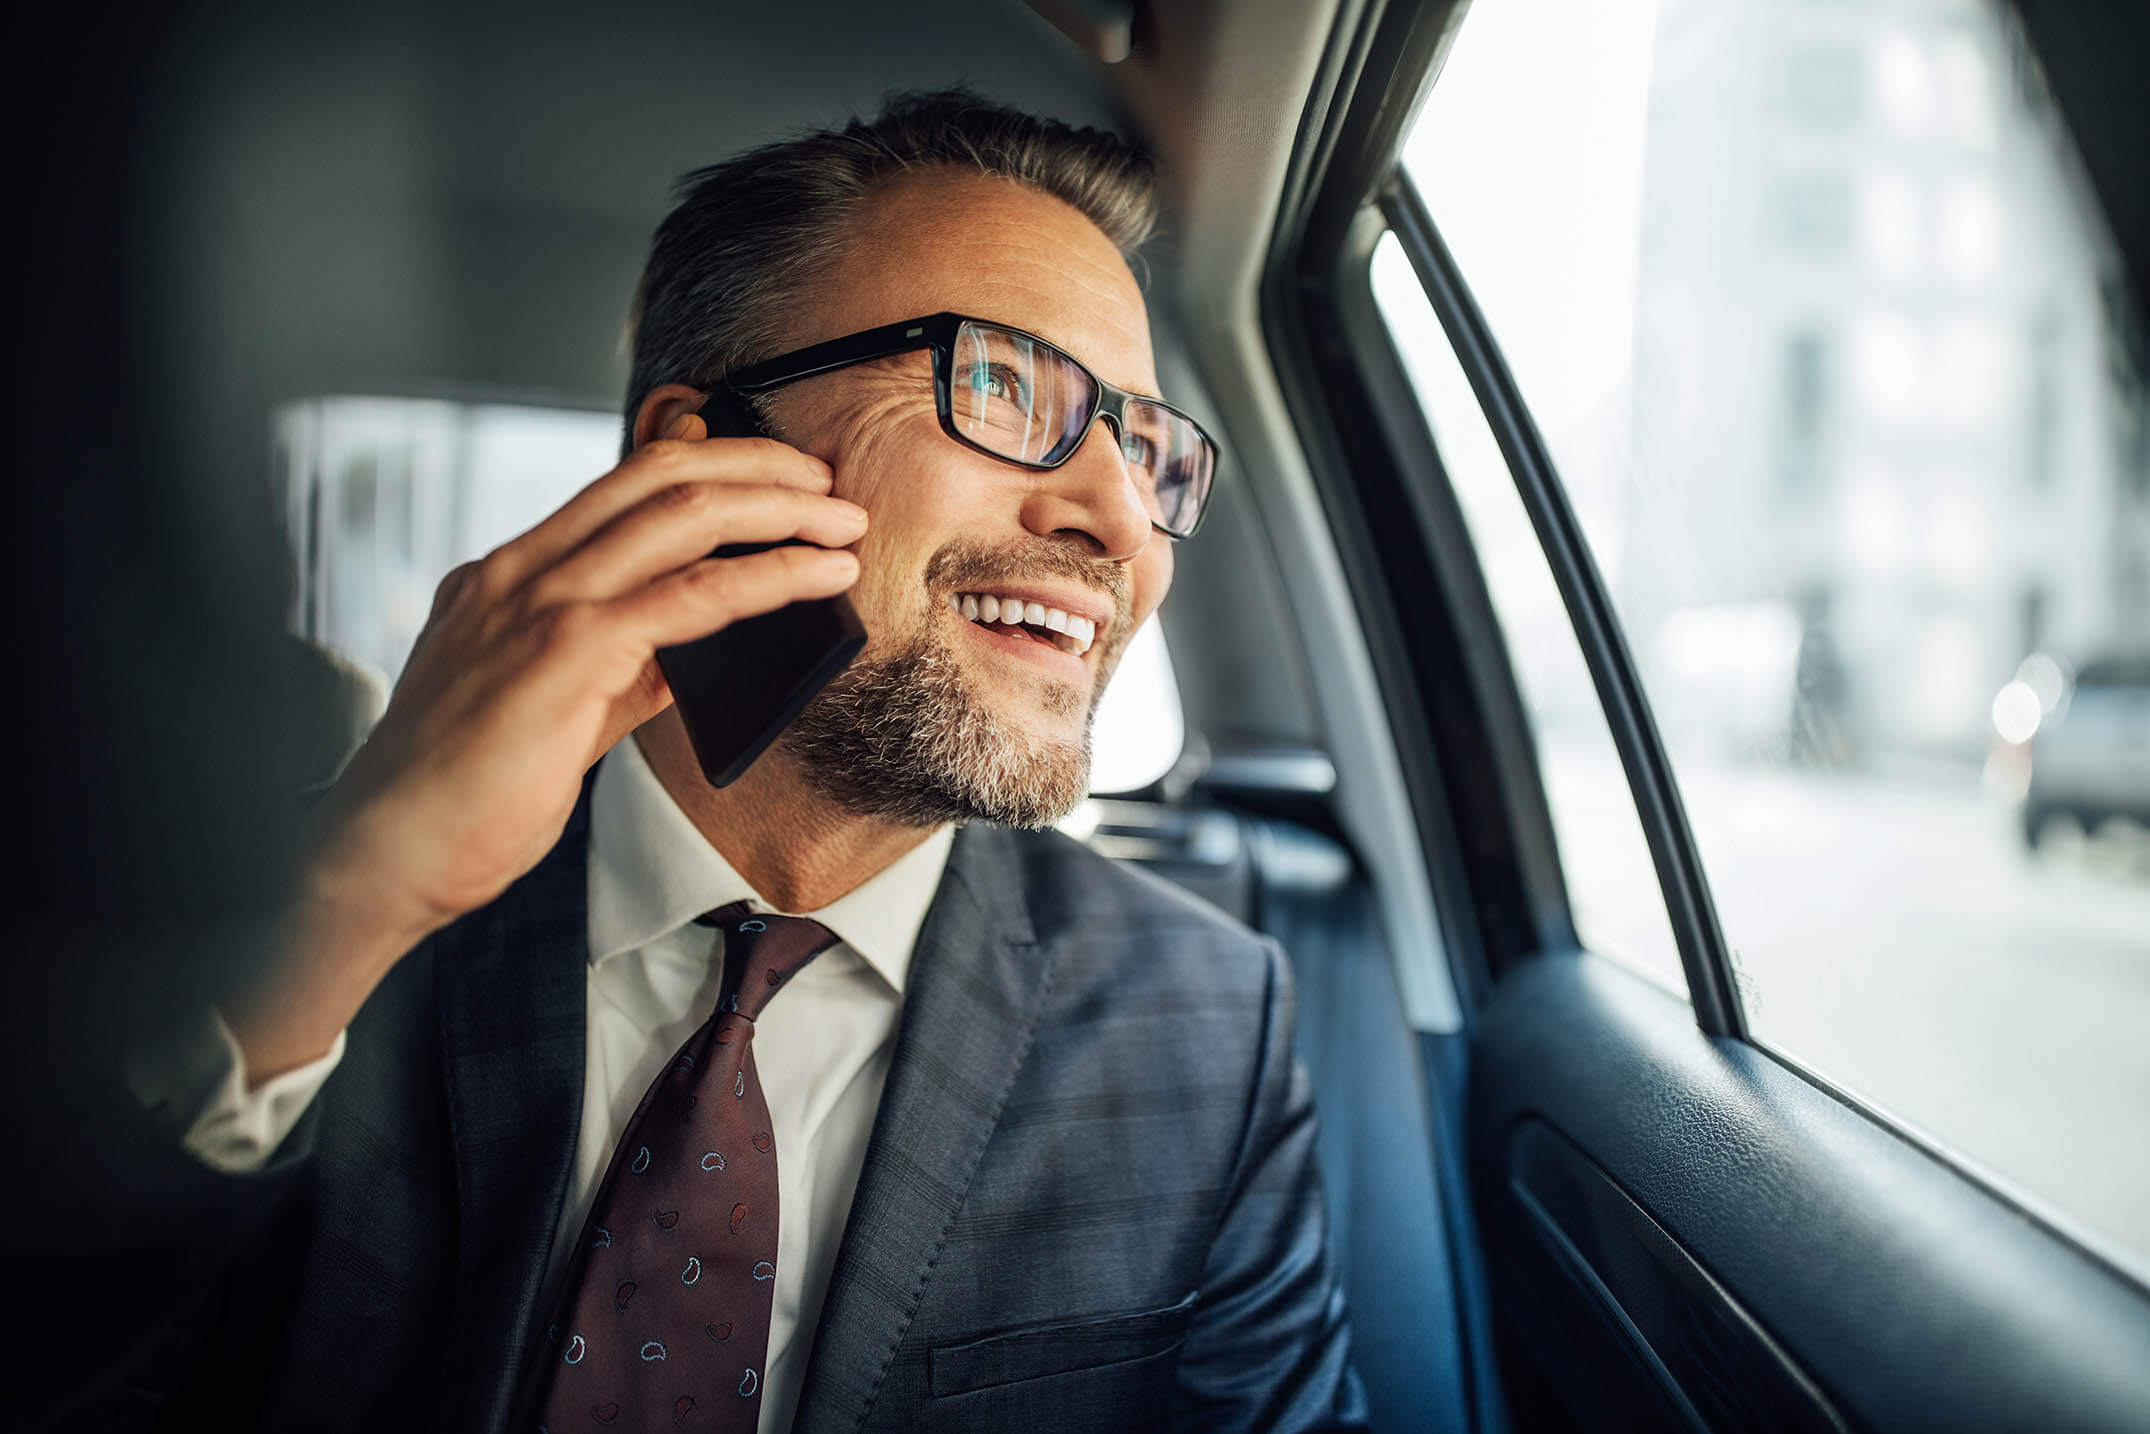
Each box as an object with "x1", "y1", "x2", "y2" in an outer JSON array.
[{"x1": 522, "y1": 903, "x2": 838, "y2": 1432}]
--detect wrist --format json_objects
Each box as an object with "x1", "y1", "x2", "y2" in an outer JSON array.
[
  {"x1": 296, "y1": 783, "x2": 459, "y2": 964},
  {"x1": 289, "y1": 849, "x2": 439, "y2": 982},
  {"x1": 219, "y1": 816, "x2": 443, "y2": 1091}
]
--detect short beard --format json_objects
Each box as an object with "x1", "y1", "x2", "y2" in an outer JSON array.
[
  {"x1": 780, "y1": 612, "x2": 1096, "y2": 830},
  {"x1": 779, "y1": 538, "x2": 1128, "y2": 829}
]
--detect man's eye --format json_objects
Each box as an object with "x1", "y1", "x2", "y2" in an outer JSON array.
[
  {"x1": 962, "y1": 363, "x2": 1025, "y2": 405},
  {"x1": 1121, "y1": 432, "x2": 1159, "y2": 468}
]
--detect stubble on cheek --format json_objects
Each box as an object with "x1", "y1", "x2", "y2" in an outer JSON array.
[
  {"x1": 776, "y1": 536, "x2": 1132, "y2": 828},
  {"x1": 779, "y1": 620, "x2": 1094, "y2": 829}
]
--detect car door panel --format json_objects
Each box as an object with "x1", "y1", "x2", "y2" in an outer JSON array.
[{"x1": 1475, "y1": 952, "x2": 2150, "y2": 1432}]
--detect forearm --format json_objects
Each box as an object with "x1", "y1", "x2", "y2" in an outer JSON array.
[{"x1": 219, "y1": 802, "x2": 440, "y2": 1088}]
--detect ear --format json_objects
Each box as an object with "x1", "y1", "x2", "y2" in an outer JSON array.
[{"x1": 632, "y1": 384, "x2": 708, "y2": 450}]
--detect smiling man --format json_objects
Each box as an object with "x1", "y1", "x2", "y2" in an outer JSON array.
[
  {"x1": 119, "y1": 91, "x2": 1365, "y2": 1434},
  {"x1": 635, "y1": 163, "x2": 1179, "y2": 837}
]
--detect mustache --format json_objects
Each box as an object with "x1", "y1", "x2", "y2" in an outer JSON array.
[{"x1": 922, "y1": 538, "x2": 1132, "y2": 629}]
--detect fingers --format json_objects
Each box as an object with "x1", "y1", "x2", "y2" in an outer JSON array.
[
  {"x1": 489, "y1": 434, "x2": 836, "y2": 587},
  {"x1": 610, "y1": 544, "x2": 861, "y2": 650},
  {"x1": 537, "y1": 482, "x2": 867, "y2": 604}
]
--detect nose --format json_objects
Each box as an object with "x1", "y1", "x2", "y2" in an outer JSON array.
[{"x1": 1017, "y1": 414, "x2": 1155, "y2": 562}]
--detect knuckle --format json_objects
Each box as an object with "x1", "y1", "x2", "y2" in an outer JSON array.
[
  {"x1": 532, "y1": 600, "x2": 599, "y2": 652},
  {"x1": 434, "y1": 558, "x2": 488, "y2": 609},
  {"x1": 519, "y1": 573, "x2": 568, "y2": 614},
  {"x1": 635, "y1": 438, "x2": 689, "y2": 473},
  {"x1": 434, "y1": 561, "x2": 475, "y2": 599},
  {"x1": 685, "y1": 561, "x2": 747, "y2": 615},
  {"x1": 475, "y1": 547, "x2": 519, "y2": 585},
  {"x1": 684, "y1": 556, "x2": 739, "y2": 597},
  {"x1": 650, "y1": 480, "x2": 714, "y2": 517}
]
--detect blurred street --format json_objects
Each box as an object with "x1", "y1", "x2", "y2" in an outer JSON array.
[
  {"x1": 1546, "y1": 736, "x2": 2150, "y2": 1273},
  {"x1": 1391, "y1": 0, "x2": 2150, "y2": 1285}
]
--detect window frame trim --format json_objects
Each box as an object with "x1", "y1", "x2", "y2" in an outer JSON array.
[
  {"x1": 1378, "y1": 175, "x2": 1745, "y2": 1039},
  {"x1": 1260, "y1": 0, "x2": 1744, "y2": 1034},
  {"x1": 1258, "y1": 0, "x2": 1560, "y2": 1016}
]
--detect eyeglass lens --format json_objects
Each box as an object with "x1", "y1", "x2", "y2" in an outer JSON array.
[{"x1": 948, "y1": 320, "x2": 1213, "y2": 535}]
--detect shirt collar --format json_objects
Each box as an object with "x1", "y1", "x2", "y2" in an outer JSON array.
[{"x1": 585, "y1": 733, "x2": 954, "y2": 995}]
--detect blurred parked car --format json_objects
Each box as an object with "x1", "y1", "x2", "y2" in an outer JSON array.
[{"x1": 2024, "y1": 655, "x2": 2150, "y2": 849}]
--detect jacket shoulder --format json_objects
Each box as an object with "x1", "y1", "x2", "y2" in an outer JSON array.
[
  {"x1": 1006, "y1": 822, "x2": 1263, "y2": 935},
  {"x1": 995, "y1": 823, "x2": 1285, "y2": 1005}
]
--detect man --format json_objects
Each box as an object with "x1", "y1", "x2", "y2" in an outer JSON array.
[{"x1": 111, "y1": 90, "x2": 1365, "y2": 1432}]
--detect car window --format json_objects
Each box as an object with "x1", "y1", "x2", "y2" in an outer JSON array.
[
  {"x1": 276, "y1": 396, "x2": 1184, "y2": 793},
  {"x1": 1401, "y1": 0, "x2": 2150, "y2": 1271},
  {"x1": 1372, "y1": 241, "x2": 1688, "y2": 998}
]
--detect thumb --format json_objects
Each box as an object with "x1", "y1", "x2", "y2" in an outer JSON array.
[
  {"x1": 663, "y1": 411, "x2": 707, "y2": 442},
  {"x1": 593, "y1": 659, "x2": 674, "y2": 765}
]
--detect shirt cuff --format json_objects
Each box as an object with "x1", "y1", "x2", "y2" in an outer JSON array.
[{"x1": 123, "y1": 1004, "x2": 347, "y2": 1175}]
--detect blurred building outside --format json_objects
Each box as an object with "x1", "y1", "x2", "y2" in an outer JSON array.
[
  {"x1": 1618, "y1": 0, "x2": 2149, "y2": 773},
  {"x1": 1401, "y1": 0, "x2": 2150, "y2": 1278}
]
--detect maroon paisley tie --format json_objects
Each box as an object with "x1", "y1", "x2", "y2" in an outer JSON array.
[{"x1": 527, "y1": 903, "x2": 839, "y2": 1432}]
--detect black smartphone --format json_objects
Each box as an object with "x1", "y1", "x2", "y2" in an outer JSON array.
[{"x1": 652, "y1": 390, "x2": 866, "y2": 787}]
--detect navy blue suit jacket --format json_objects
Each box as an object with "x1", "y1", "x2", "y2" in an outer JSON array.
[{"x1": 67, "y1": 789, "x2": 1366, "y2": 1432}]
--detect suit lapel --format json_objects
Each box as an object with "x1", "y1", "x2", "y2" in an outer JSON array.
[
  {"x1": 793, "y1": 822, "x2": 1053, "y2": 1432},
  {"x1": 429, "y1": 782, "x2": 594, "y2": 1434}
]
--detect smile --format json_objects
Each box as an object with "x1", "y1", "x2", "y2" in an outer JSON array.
[{"x1": 947, "y1": 592, "x2": 1100, "y2": 656}]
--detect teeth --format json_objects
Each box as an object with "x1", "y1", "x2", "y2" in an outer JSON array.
[{"x1": 952, "y1": 593, "x2": 1100, "y2": 656}]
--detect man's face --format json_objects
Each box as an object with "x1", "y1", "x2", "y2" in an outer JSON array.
[{"x1": 761, "y1": 169, "x2": 1175, "y2": 827}]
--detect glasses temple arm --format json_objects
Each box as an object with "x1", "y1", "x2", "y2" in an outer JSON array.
[{"x1": 721, "y1": 315, "x2": 952, "y2": 393}]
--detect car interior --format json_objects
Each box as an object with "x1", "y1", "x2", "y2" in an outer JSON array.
[{"x1": 15, "y1": 0, "x2": 2150, "y2": 1429}]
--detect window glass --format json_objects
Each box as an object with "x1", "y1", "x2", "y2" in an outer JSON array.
[
  {"x1": 1372, "y1": 237, "x2": 1687, "y2": 997},
  {"x1": 276, "y1": 397, "x2": 624, "y2": 681},
  {"x1": 274, "y1": 397, "x2": 1183, "y2": 793},
  {"x1": 1404, "y1": 0, "x2": 2150, "y2": 1269}
]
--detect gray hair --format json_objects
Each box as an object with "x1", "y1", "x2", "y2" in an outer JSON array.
[{"x1": 621, "y1": 88, "x2": 1157, "y2": 452}]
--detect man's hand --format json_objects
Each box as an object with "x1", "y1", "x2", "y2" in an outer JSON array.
[{"x1": 224, "y1": 415, "x2": 865, "y2": 1083}]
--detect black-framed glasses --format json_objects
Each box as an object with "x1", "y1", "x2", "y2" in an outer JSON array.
[{"x1": 716, "y1": 311, "x2": 1220, "y2": 539}]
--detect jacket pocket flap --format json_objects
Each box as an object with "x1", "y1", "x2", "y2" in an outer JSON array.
[{"x1": 929, "y1": 1289, "x2": 1201, "y2": 1396}]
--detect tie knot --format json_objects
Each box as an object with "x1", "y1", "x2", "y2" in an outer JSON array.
[{"x1": 700, "y1": 903, "x2": 840, "y2": 1023}]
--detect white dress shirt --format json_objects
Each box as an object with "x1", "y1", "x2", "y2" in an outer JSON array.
[{"x1": 126, "y1": 734, "x2": 954, "y2": 1434}]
